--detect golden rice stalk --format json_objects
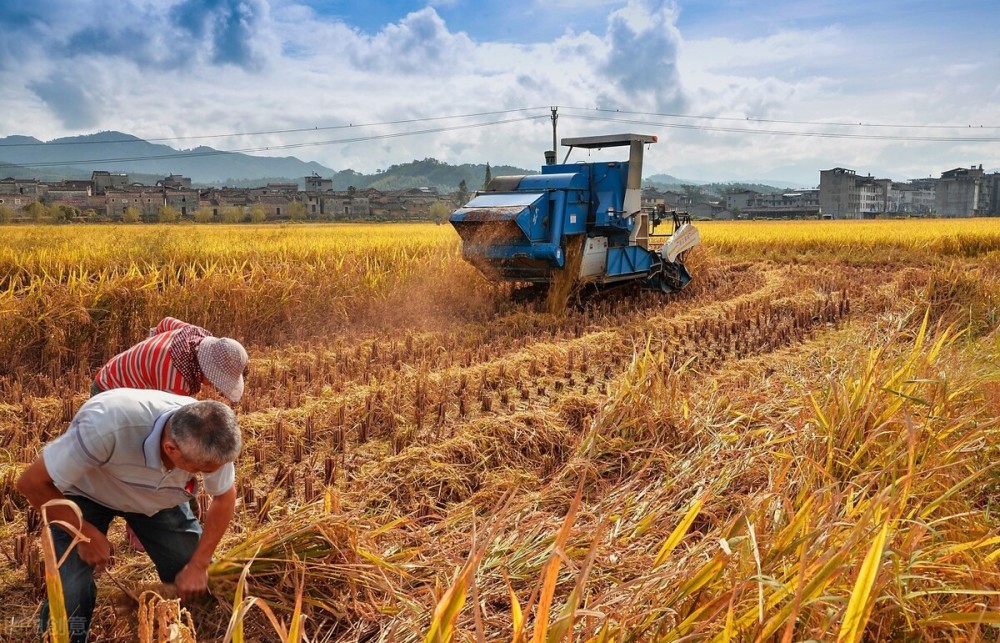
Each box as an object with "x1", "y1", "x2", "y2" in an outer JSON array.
[
  {"x1": 222, "y1": 559, "x2": 301, "y2": 643},
  {"x1": 653, "y1": 493, "x2": 706, "y2": 567},
  {"x1": 40, "y1": 499, "x2": 91, "y2": 643},
  {"x1": 527, "y1": 479, "x2": 584, "y2": 643},
  {"x1": 424, "y1": 526, "x2": 489, "y2": 643},
  {"x1": 503, "y1": 571, "x2": 524, "y2": 641},
  {"x1": 208, "y1": 507, "x2": 407, "y2": 618},
  {"x1": 917, "y1": 611, "x2": 1000, "y2": 626},
  {"x1": 546, "y1": 517, "x2": 607, "y2": 643},
  {"x1": 837, "y1": 521, "x2": 890, "y2": 643}
]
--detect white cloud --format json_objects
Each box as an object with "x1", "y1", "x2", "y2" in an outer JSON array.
[
  {"x1": 0, "y1": 0, "x2": 998, "y2": 182},
  {"x1": 686, "y1": 28, "x2": 843, "y2": 73},
  {"x1": 598, "y1": 0, "x2": 685, "y2": 111},
  {"x1": 348, "y1": 8, "x2": 477, "y2": 74}
]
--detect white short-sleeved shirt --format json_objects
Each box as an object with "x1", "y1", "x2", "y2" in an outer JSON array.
[{"x1": 43, "y1": 389, "x2": 236, "y2": 516}]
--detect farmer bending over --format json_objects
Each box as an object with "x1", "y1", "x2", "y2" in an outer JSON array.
[
  {"x1": 93, "y1": 316, "x2": 248, "y2": 403},
  {"x1": 16, "y1": 389, "x2": 241, "y2": 643},
  {"x1": 92, "y1": 315, "x2": 247, "y2": 551}
]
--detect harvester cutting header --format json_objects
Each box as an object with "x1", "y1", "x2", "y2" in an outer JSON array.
[{"x1": 449, "y1": 133, "x2": 700, "y2": 296}]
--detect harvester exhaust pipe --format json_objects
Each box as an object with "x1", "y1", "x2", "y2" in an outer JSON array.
[
  {"x1": 624, "y1": 140, "x2": 644, "y2": 215},
  {"x1": 626, "y1": 139, "x2": 647, "y2": 248},
  {"x1": 544, "y1": 150, "x2": 556, "y2": 165}
]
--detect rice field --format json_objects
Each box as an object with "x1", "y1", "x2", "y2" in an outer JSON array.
[{"x1": 2, "y1": 220, "x2": 1000, "y2": 641}]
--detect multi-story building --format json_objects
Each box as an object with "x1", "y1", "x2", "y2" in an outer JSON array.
[
  {"x1": 936, "y1": 166, "x2": 985, "y2": 217},
  {"x1": 820, "y1": 168, "x2": 893, "y2": 218},
  {"x1": 91, "y1": 171, "x2": 128, "y2": 195},
  {"x1": 305, "y1": 174, "x2": 333, "y2": 192},
  {"x1": 893, "y1": 180, "x2": 936, "y2": 214},
  {"x1": 857, "y1": 176, "x2": 882, "y2": 216},
  {"x1": 741, "y1": 189, "x2": 821, "y2": 219},
  {"x1": 661, "y1": 190, "x2": 690, "y2": 209},
  {"x1": 981, "y1": 173, "x2": 1000, "y2": 215},
  {"x1": 725, "y1": 190, "x2": 760, "y2": 211},
  {"x1": 819, "y1": 168, "x2": 861, "y2": 218}
]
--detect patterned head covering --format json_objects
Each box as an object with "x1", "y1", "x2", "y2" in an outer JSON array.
[
  {"x1": 170, "y1": 326, "x2": 211, "y2": 394},
  {"x1": 196, "y1": 337, "x2": 248, "y2": 402}
]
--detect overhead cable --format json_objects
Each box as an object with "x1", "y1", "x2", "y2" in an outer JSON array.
[
  {"x1": 8, "y1": 115, "x2": 550, "y2": 168},
  {"x1": 0, "y1": 107, "x2": 551, "y2": 148},
  {"x1": 561, "y1": 106, "x2": 1000, "y2": 130},
  {"x1": 568, "y1": 114, "x2": 1000, "y2": 143}
]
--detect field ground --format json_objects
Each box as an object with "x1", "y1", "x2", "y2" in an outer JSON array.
[{"x1": 1, "y1": 221, "x2": 999, "y2": 641}]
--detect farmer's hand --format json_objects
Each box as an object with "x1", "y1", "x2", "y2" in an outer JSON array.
[
  {"x1": 76, "y1": 525, "x2": 111, "y2": 574},
  {"x1": 175, "y1": 560, "x2": 210, "y2": 601}
]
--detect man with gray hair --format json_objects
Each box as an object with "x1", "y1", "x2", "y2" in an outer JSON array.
[{"x1": 16, "y1": 388, "x2": 242, "y2": 643}]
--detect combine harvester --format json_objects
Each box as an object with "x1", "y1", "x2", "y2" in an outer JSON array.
[{"x1": 449, "y1": 133, "x2": 700, "y2": 304}]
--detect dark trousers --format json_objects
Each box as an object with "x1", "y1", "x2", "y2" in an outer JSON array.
[{"x1": 39, "y1": 495, "x2": 202, "y2": 643}]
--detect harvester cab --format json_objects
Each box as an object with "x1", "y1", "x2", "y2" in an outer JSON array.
[{"x1": 449, "y1": 133, "x2": 700, "y2": 294}]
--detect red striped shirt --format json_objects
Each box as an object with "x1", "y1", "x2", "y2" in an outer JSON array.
[{"x1": 95, "y1": 317, "x2": 208, "y2": 395}]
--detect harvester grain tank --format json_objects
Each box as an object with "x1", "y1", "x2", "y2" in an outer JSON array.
[{"x1": 449, "y1": 133, "x2": 700, "y2": 293}]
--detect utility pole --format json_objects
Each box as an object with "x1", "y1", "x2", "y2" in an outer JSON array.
[{"x1": 550, "y1": 106, "x2": 558, "y2": 162}]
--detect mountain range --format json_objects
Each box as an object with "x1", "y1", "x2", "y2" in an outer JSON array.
[
  {"x1": 0, "y1": 131, "x2": 330, "y2": 185},
  {"x1": 0, "y1": 131, "x2": 799, "y2": 194}
]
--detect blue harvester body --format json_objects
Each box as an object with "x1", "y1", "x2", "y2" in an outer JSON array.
[{"x1": 449, "y1": 133, "x2": 699, "y2": 292}]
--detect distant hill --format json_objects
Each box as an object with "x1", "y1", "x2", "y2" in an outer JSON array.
[
  {"x1": 0, "y1": 132, "x2": 537, "y2": 193},
  {"x1": 644, "y1": 175, "x2": 791, "y2": 196},
  {"x1": 0, "y1": 131, "x2": 331, "y2": 184},
  {"x1": 645, "y1": 173, "x2": 699, "y2": 189},
  {"x1": 329, "y1": 158, "x2": 536, "y2": 193},
  {"x1": 0, "y1": 131, "x2": 801, "y2": 194}
]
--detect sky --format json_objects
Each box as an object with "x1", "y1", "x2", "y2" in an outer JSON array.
[{"x1": 1, "y1": 0, "x2": 998, "y2": 186}]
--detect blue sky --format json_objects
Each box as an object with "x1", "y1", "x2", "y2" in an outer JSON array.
[{"x1": 0, "y1": 0, "x2": 998, "y2": 185}]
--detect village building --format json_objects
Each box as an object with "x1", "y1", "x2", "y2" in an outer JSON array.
[
  {"x1": 304, "y1": 174, "x2": 333, "y2": 191},
  {"x1": 253, "y1": 193, "x2": 297, "y2": 219},
  {"x1": 104, "y1": 186, "x2": 165, "y2": 221},
  {"x1": 686, "y1": 202, "x2": 733, "y2": 220},
  {"x1": 91, "y1": 171, "x2": 129, "y2": 195},
  {"x1": 742, "y1": 189, "x2": 821, "y2": 219},
  {"x1": 819, "y1": 168, "x2": 864, "y2": 218},
  {"x1": 935, "y1": 166, "x2": 995, "y2": 217},
  {"x1": 25, "y1": 164, "x2": 997, "y2": 223},
  {"x1": 0, "y1": 178, "x2": 43, "y2": 211},
  {"x1": 158, "y1": 174, "x2": 192, "y2": 189},
  {"x1": 162, "y1": 187, "x2": 200, "y2": 217},
  {"x1": 302, "y1": 191, "x2": 370, "y2": 219},
  {"x1": 725, "y1": 190, "x2": 760, "y2": 212},
  {"x1": 46, "y1": 182, "x2": 92, "y2": 210},
  {"x1": 893, "y1": 180, "x2": 936, "y2": 214}
]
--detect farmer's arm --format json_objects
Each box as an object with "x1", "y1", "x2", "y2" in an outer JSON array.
[
  {"x1": 174, "y1": 484, "x2": 236, "y2": 600},
  {"x1": 15, "y1": 458, "x2": 111, "y2": 571}
]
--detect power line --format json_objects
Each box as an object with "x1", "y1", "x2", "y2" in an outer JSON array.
[
  {"x1": 0, "y1": 107, "x2": 551, "y2": 148},
  {"x1": 567, "y1": 114, "x2": 1000, "y2": 142},
  {"x1": 562, "y1": 106, "x2": 1000, "y2": 130},
  {"x1": 8, "y1": 115, "x2": 550, "y2": 168}
]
